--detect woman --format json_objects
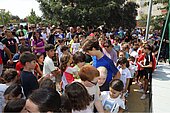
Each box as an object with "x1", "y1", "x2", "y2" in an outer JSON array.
[{"x1": 32, "y1": 30, "x2": 45, "y2": 55}]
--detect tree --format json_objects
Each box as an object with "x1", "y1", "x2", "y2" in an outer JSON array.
[
  {"x1": 27, "y1": 9, "x2": 42, "y2": 24},
  {"x1": 123, "y1": 2, "x2": 139, "y2": 29},
  {"x1": 0, "y1": 9, "x2": 11, "y2": 25},
  {"x1": 37, "y1": 0, "x2": 138, "y2": 29}
]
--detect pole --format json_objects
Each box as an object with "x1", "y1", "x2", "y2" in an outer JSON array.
[
  {"x1": 145, "y1": 0, "x2": 153, "y2": 41},
  {"x1": 168, "y1": 0, "x2": 170, "y2": 64},
  {"x1": 156, "y1": 8, "x2": 170, "y2": 64}
]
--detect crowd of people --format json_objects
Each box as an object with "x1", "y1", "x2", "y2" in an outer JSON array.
[{"x1": 0, "y1": 23, "x2": 162, "y2": 112}]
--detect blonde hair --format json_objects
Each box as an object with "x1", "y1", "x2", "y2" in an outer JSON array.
[{"x1": 97, "y1": 66, "x2": 107, "y2": 78}]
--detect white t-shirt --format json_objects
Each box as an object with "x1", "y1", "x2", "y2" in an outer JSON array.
[
  {"x1": 119, "y1": 68, "x2": 131, "y2": 88},
  {"x1": 56, "y1": 45, "x2": 63, "y2": 61},
  {"x1": 130, "y1": 51, "x2": 138, "y2": 59},
  {"x1": 85, "y1": 84, "x2": 100, "y2": 102},
  {"x1": 101, "y1": 91, "x2": 125, "y2": 113},
  {"x1": 71, "y1": 43, "x2": 80, "y2": 54},
  {"x1": 0, "y1": 84, "x2": 9, "y2": 112},
  {"x1": 46, "y1": 27, "x2": 51, "y2": 36},
  {"x1": 84, "y1": 83, "x2": 100, "y2": 111},
  {"x1": 0, "y1": 42, "x2": 5, "y2": 50},
  {"x1": 41, "y1": 33, "x2": 47, "y2": 40},
  {"x1": 43, "y1": 55, "x2": 56, "y2": 81},
  {"x1": 129, "y1": 62, "x2": 137, "y2": 78}
]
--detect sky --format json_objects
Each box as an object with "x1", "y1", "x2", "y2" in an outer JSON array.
[{"x1": 0, "y1": 0, "x2": 42, "y2": 19}]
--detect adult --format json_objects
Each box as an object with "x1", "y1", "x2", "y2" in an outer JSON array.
[
  {"x1": 0, "y1": 42, "x2": 12, "y2": 76},
  {"x1": 32, "y1": 30, "x2": 45, "y2": 54},
  {"x1": 82, "y1": 37, "x2": 120, "y2": 91},
  {"x1": 66, "y1": 27, "x2": 75, "y2": 41},
  {"x1": 16, "y1": 25, "x2": 27, "y2": 37},
  {"x1": 1, "y1": 29, "x2": 18, "y2": 64},
  {"x1": 102, "y1": 39, "x2": 117, "y2": 65}
]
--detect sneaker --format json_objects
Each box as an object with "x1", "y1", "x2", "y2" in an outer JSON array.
[
  {"x1": 140, "y1": 94, "x2": 146, "y2": 100},
  {"x1": 125, "y1": 105, "x2": 128, "y2": 111},
  {"x1": 138, "y1": 89, "x2": 144, "y2": 93}
]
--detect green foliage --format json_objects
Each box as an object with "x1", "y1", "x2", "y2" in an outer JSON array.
[
  {"x1": 0, "y1": 10, "x2": 12, "y2": 25},
  {"x1": 123, "y1": 2, "x2": 139, "y2": 29},
  {"x1": 150, "y1": 15, "x2": 165, "y2": 30},
  {"x1": 27, "y1": 9, "x2": 42, "y2": 24},
  {"x1": 37, "y1": 0, "x2": 138, "y2": 29}
]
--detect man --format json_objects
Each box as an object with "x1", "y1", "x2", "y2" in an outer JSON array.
[
  {"x1": 0, "y1": 42, "x2": 12, "y2": 76},
  {"x1": 82, "y1": 37, "x2": 120, "y2": 91},
  {"x1": 1, "y1": 29, "x2": 18, "y2": 64}
]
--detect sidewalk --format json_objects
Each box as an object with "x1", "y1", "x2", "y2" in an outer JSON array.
[{"x1": 152, "y1": 63, "x2": 170, "y2": 113}]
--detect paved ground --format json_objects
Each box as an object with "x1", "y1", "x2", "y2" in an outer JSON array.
[
  {"x1": 126, "y1": 83, "x2": 149, "y2": 112},
  {"x1": 152, "y1": 63, "x2": 170, "y2": 113},
  {"x1": 126, "y1": 63, "x2": 170, "y2": 113}
]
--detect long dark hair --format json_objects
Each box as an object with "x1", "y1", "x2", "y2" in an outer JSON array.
[
  {"x1": 60, "y1": 53, "x2": 71, "y2": 72},
  {"x1": 33, "y1": 30, "x2": 42, "y2": 43},
  {"x1": 4, "y1": 99, "x2": 26, "y2": 113},
  {"x1": 65, "y1": 82, "x2": 92, "y2": 111},
  {"x1": 28, "y1": 88, "x2": 61, "y2": 112}
]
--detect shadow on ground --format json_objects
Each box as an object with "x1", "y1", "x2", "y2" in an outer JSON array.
[{"x1": 126, "y1": 83, "x2": 149, "y2": 113}]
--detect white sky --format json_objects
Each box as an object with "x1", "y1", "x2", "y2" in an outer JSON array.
[{"x1": 0, "y1": 0, "x2": 42, "y2": 19}]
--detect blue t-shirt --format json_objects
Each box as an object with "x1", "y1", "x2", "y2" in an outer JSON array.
[{"x1": 92, "y1": 55, "x2": 119, "y2": 91}]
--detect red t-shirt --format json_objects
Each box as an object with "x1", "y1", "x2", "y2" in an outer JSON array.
[
  {"x1": 16, "y1": 61, "x2": 38, "y2": 76},
  {"x1": 137, "y1": 53, "x2": 145, "y2": 71}
]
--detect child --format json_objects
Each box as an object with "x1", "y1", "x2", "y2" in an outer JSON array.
[
  {"x1": 4, "y1": 84, "x2": 23, "y2": 103},
  {"x1": 65, "y1": 82, "x2": 93, "y2": 113},
  {"x1": 25, "y1": 88, "x2": 61, "y2": 112},
  {"x1": 3, "y1": 98, "x2": 26, "y2": 113},
  {"x1": 0, "y1": 69, "x2": 18, "y2": 112},
  {"x1": 60, "y1": 95, "x2": 72, "y2": 113},
  {"x1": 97, "y1": 66, "x2": 108, "y2": 91},
  {"x1": 56, "y1": 39, "x2": 65, "y2": 62},
  {"x1": 72, "y1": 51, "x2": 86, "y2": 79},
  {"x1": 128, "y1": 56, "x2": 137, "y2": 93},
  {"x1": 100, "y1": 79, "x2": 125, "y2": 113},
  {"x1": 117, "y1": 57, "x2": 131, "y2": 95},
  {"x1": 39, "y1": 78, "x2": 56, "y2": 90},
  {"x1": 78, "y1": 64, "x2": 104, "y2": 112},
  {"x1": 60, "y1": 53, "x2": 75, "y2": 90},
  {"x1": 137, "y1": 44, "x2": 153, "y2": 100},
  {"x1": 19, "y1": 52, "x2": 39, "y2": 98},
  {"x1": 43, "y1": 44, "x2": 61, "y2": 83},
  {"x1": 82, "y1": 37, "x2": 120, "y2": 91},
  {"x1": 36, "y1": 52, "x2": 44, "y2": 72},
  {"x1": 15, "y1": 46, "x2": 43, "y2": 77},
  {"x1": 71, "y1": 35, "x2": 80, "y2": 54},
  {"x1": 113, "y1": 38, "x2": 121, "y2": 52}
]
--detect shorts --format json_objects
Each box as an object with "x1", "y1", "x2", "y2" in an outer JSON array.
[
  {"x1": 129, "y1": 78, "x2": 133, "y2": 86},
  {"x1": 140, "y1": 69, "x2": 152, "y2": 80}
]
